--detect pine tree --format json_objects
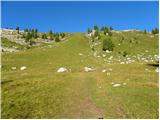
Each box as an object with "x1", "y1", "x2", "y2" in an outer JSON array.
[
  {"x1": 94, "y1": 25, "x2": 99, "y2": 31},
  {"x1": 87, "y1": 28, "x2": 92, "y2": 34},
  {"x1": 16, "y1": 27, "x2": 19, "y2": 34},
  {"x1": 110, "y1": 26, "x2": 113, "y2": 31}
]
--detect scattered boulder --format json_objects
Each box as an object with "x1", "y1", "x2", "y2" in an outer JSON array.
[
  {"x1": 120, "y1": 62, "x2": 125, "y2": 64},
  {"x1": 57, "y1": 67, "x2": 67, "y2": 73},
  {"x1": 106, "y1": 50, "x2": 111, "y2": 53},
  {"x1": 145, "y1": 68, "x2": 149, "y2": 71},
  {"x1": 155, "y1": 68, "x2": 159, "y2": 73},
  {"x1": 123, "y1": 83, "x2": 127, "y2": 85},
  {"x1": 102, "y1": 54, "x2": 106, "y2": 57},
  {"x1": 102, "y1": 69, "x2": 106, "y2": 73},
  {"x1": 20, "y1": 66, "x2": 27, "y2": 71},
  {"x1": 113, "y1": 84, "x2": 121, "y2": 87},
  {"x1": 84, "y1": 67, "x2": 95, "y2": 72},
  {"x1": 108, "y1": 56, "x2": 113, "y2": 60},
  {"x1": 111, "y1": 82, "x2": 114, "y2": 85},
  {"x1": 78, "y1": 53, "x2": 83, "y2": 56},
  {"x1": 11, "y1": 67, "x2": 16, "y2": 70}
]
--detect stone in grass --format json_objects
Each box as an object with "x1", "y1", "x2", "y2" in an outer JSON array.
[
  {"x1": 111, "y1": 82, "x2": 114, "y2": 85},
  {"x1": 20, "y1": 66, "x2": 27, "y2": 71},
  {"x1": 11, "y1": 67, "x2": 16, "y2": 70},
  {"x1": 79, "y1": 53, "x2": 83, "y2": 56},
  {"x1": 106, "y1": 50, "x2": 111, "y2": 53},
  {"x1": 57, "y1": 67, "x2": 67, "y2": 73},
  {"x1": 108, "y1": 56, "x2": 113, "y2": 60},
  {"x1": 123, "y1": 83, "x2": 127, "y2": 85},
  {"x1": 102, "y1": 69, "x2": 106, "y2": 73},
  {"x1": 113, "y1": 84, "x2": 121, "y2": 87},
  {"x1": 155, "y1": 68, "x2": 159, "y2": 73},
  {"x1": 84, "y1": 67, "x2": 95, "y2": 72},
  {"x1": 102, "y1": 54, "x2": 106, "y2": 57}
]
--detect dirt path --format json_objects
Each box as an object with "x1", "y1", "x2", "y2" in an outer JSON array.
[{"x1": 62, "y1": 72, "x2": 104, "y2": 118}]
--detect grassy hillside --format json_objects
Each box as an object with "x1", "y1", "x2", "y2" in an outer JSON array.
[{"x1": 1, "y1": 31, "x2": 159, "y2": 118}]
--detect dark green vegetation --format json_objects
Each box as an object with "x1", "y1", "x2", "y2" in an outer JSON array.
[
  {"x1": 1, "y1": 28, "x2": 159, "y2": 118},
  {"x1": 22, "y1": 28, "x2": 66, "y2": 45},
  {"x1": 102, "y1": 38, "x2": 114, "y2": 51},
  {"x1": 152, "y1": 28, "x2": 159, "y2": 35}
]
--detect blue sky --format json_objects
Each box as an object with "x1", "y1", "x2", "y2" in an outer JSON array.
[{"x1": 1, "y1": 1, "x2": 159, "y2": 32}]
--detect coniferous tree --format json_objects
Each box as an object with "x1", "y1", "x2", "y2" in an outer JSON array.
[
  {"x1": 94, "y1": 25, "x2": 99, "y2": 31},
  {"x1": 16, "y1": 27, "x2": 19, "y2": 34},
  {"x1": 87, "y1": 28, "x2": 92, "y2": 34},
  {"x1": 24, "y1": 28, "x2": 28, "y2": 32},
  {"x1": 110, "y1": 26, "x2": 113, "y2": 31}
]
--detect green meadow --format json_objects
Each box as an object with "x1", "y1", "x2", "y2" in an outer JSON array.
[{"x1": 1, "y1": 31, "x2": 159, "y2": 118}]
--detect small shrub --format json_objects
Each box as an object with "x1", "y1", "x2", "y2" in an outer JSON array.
[
  {"x1": 108, "y1": 32, "x2": 112, "y2": 37},
  {"x1": 102, "y1": 38, "x2": 115, "y2": 51},
  {"x1": 42, "y1": 33, "x2": 47, "y2": 39},
  {"x1": 122, "y1": 51, "x2": 128, "y2": 57},
  {"x1": 94, "y1": 30, "x2": 99, "y2": 37},
  {"x1": 152, "y1": 28, "x2": 159, "y2": 34},
  {"x1": 26, "y1": 46, "x2": 30, "y2": 49},
  {"x1": 29, "y1": 39, "x2": 36, "y2": 46},
  {"x1": 55, "y1": 36, "x2": 60, "y2": 42},
  {"x1": 144, "y1": 29, "x2": 147, "y2": 34}
]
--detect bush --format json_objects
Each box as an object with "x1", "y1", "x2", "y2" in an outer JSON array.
[
  {"x1": 101, "y1": 26, "x2": 109, "y2": 35},
  {"x1": 94, "y1": 30, "x2": 99, "y2": 37},
  {"x1": 102, "y1": 38, "x2": 115, "y2": 51},
  {"x1": 60, "y1": 33, "x2": 65, "y2": 38},
  {"x1": 108, "y1": 31, "x2": 112, "y2": 37},
  {"x1": 152, "y1": 28, "x2": 159, "y2": 34},
  {"x1": 42, "y1": 33, "x2": 47, "y2": 39},
  {"x1": 55, "y1": 36, "x2": 60, "y2": 42},
  {"x1": 55, "y1": 33, "x2": 60, "y2": 42},
  {"x1": 122, "y1": 51, "x2": 128, "y2": 57},
  {"x1": 29, "y1": 39, "x2": 36, "y2": 46}
]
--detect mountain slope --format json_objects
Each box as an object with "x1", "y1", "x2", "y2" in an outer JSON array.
[{"x1": 1, "y1": 32, "x2": 159, "y2": 118}]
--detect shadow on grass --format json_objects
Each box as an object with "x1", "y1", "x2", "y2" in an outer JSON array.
[
  {"x1": 1, "y1": 80, "x2": 13, "y2": 84},
  {"x1": 147, "y1": 63, "x2": 159, "y2": 67}
]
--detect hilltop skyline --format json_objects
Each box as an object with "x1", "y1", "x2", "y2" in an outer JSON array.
[{"x1": 1, "y1": 1, "x2": 159, "y2": 32}]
